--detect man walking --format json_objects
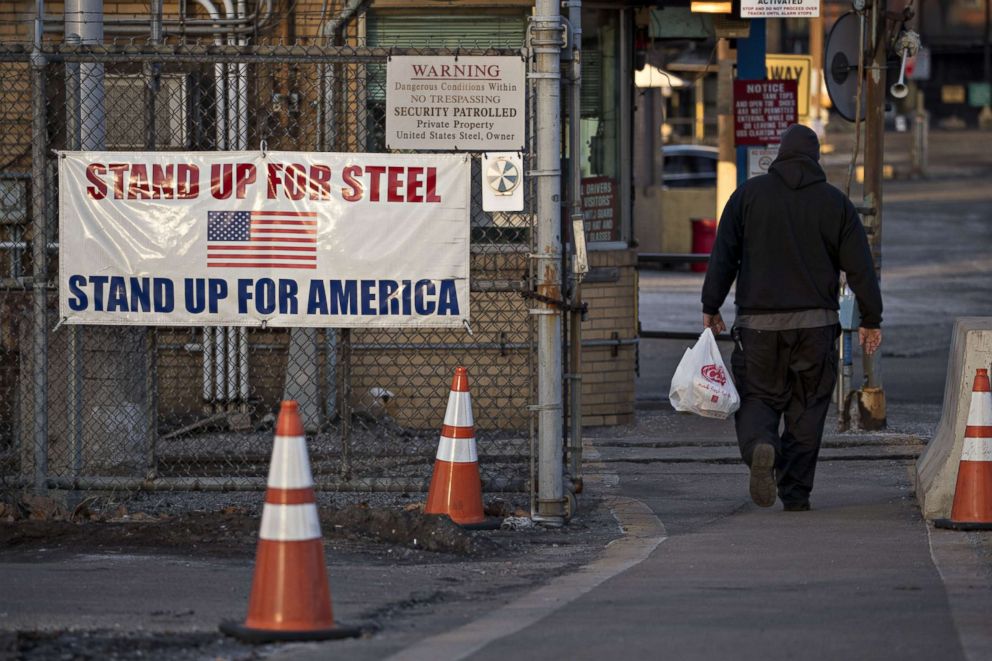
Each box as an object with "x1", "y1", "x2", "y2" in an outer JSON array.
[{"x1": 701, "y1": 124, "x2": 882, "y2": 511}]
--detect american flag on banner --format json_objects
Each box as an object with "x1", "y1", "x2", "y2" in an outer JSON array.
[{"x1": 206, "y1": 210, "x2": 318, "y2": 270}]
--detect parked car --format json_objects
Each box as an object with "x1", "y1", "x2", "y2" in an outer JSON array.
[{"x1": 661, "y1": 145, "x2": 718, "y2": 188}]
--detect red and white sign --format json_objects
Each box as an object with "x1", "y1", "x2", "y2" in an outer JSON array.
[
  {"x1": 58, "y1": 151, "x2": 471, "y2": 328},
  {"x1": 733, "y1": 80, "x2": 798, "y2": 146},
  {"x1": 581, "y1": 176, "x2": 620, "y2": 243}
]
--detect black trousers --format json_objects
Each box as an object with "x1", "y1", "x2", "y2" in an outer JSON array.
[{"x1": 730, "y1": 325, "x2": 838, "y2": 504}]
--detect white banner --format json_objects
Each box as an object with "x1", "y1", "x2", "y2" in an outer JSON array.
[{"x1": 59, "y1": 151, "x2": 471, "y2": 328}]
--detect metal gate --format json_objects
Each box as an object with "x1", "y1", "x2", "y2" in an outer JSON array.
[{"x1": 0, "y1": 40, "x2": 538, "y2": 496}]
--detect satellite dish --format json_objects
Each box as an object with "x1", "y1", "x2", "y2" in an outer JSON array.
[{"x1": 825, "y1": 12, "x2": 867, "y2": 122}]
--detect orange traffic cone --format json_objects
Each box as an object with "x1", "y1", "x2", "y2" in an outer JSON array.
[
  {"x1": 935, "y1": 368, "x2": 992, "y2": 530},
  {"x1": 425, "y1": 367, "x2": 495, "y2": 528},
  {"x1": 220, "y1": 401, "x2": 360, "y2": 642}
]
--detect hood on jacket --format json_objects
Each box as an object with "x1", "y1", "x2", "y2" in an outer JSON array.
[{"x1": 769, "y1": 124, "x2": 826, "y2": 190}]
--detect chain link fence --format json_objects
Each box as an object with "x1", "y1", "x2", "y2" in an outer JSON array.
[{"x1": 0, "y1": 41, "x2": 539, "y2": 497}]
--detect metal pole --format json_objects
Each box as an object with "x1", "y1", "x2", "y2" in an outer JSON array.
[
  {"x1": 31, "y1": 4, "x2": 48, "y2": 493},
  {"x1": 339, "y1": 328, "x2": 352, "y2": 480},
  {"x1": 566, "y1": 0, "x2": 584, "y2": 493},
  {"x1": 144, "y1": 0, "x2": 162, "y2": 480},
  {"x1": 736, "y1": 19, "x2": 766, "y2": 187},
  {"x1": 911, "y1": 90, "x2": 928, "y2": 177},
  {"x1": 859, "y1": 0, "x2": 887, "y2": 430},
  {"x1": 66, "y1": 0, "x2": 106, "y2": 150},
  {"x1": 64, "y1": 30, "x2": 83, "y2": 481},
  {"x1": 532, "y1": 0, "x2": 564, "y2": 526}
]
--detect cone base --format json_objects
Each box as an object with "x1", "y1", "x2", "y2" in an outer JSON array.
[
  {"x1": 933, "y1": 518, "x2": 992, "y2": 531},
  {"x1": 220, "y1": 620, "x2": 361, "y2": 643},
  {"x1": 424, "y1": 460, "x2": 485, "y2": 525}
]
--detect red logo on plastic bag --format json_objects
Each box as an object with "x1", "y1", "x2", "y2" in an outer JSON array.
[{"x1": 701, "y1": 364, "x2": 727, "y2": 386}]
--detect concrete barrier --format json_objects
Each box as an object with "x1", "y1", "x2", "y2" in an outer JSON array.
[{"x1": 916, "y1": 318, "x2": 992, "y2": 519}]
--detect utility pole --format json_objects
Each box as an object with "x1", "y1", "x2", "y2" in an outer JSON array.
[
  {"x1": 809, "y1": 16, "x2": 824, "y2": 132},
  {"x1": 860, "y1": 0, "x2": 888, "y2": 430},
  {"x1": 532, "y1": 0, "x2": 565, "y2": 526},
  {"x1": 716, "y1": 39, "x2": 736, "y2": 216}
]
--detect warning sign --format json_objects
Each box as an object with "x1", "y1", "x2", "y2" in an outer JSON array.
[
  {"x1": 733, "y1": 80, "x2": 798, "y2": 146},
  {"x1": 581, "y1": 177, "x2": 619, "y2": 244},
  {"x1": 765, "y1": 54, "x2": 812, "y2": 117}
]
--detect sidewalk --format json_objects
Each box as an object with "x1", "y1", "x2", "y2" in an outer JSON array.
[{"x1": 457, "y1": 405, "x2": 992, "y2": 661}]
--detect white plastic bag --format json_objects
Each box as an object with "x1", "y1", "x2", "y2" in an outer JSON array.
[{"x1": 668, "y1": 327, "x2": 740, "y2": 419}]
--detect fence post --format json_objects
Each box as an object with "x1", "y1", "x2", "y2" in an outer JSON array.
[
  {"x1": 565, "y1": 0, "x2": 585, "y2": 496},
  {"x1": 532, "y1": 0, "x2": 565, "y2": 526},
  {"x1": 30, "y1": 7, "x2": 48, "y2": 494},
  {"x1": 144, "y1": 0, "x2": 163, "y2": 479}
]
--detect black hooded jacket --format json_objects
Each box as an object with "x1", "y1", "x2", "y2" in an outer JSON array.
[{"x1": 700, "y1": 129, "x2": 883, "y2": 328}]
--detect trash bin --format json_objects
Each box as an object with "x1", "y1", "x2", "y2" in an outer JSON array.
[{"x1": 690, "y1": 218, "x2": 717, "y2": 273}]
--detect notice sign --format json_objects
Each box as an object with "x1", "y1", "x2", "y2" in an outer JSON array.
[
  {"x1": 59, "y1": 151, "x2": 470, "y2": 328},
  {"x1": 741, "y1": 0, "x2": 819, "y2": 18},
  {"x1": 581, "y1": 177, "x2": 620, "y2": 243},
  {"x1": 734, "y1": 80, "x2": 798, "y2": 146},
  {"x1": 386, "y1": 56, "x2": 525, "y2": 152}
]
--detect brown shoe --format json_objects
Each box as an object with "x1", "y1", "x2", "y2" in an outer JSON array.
[{"x1": 749, "y1": 443, "x2": 776, "y2": 508}]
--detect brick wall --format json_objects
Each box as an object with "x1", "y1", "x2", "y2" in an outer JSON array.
[{"x1": 578, "y1": 249, "x2": 637, "y2": 426}]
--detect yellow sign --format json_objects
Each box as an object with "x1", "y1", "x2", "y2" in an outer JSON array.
[
  {"x1": 766, "y1": 54, "x2": 812, "y2": 117},
  {"x1": 941, "y1": 85, "x2": 966, "y2": 104}
]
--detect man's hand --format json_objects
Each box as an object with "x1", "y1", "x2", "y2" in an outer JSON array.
[
  {"x1": 703, "y1": 313, "x2": 727, "y2": 334},
  {"x1": 859, "y1": 327, "x2": 882, "y2": 355}
]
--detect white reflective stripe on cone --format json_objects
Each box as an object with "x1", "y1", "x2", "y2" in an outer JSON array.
[
  {"x1": 443, "y1": 391, "x2": 474, "y2": 428},
  {"x1": 961, "y1": 438, "x2": 992, "y2": 462},
  {"x1": 259, "y1": 503, "x2": 322, "y2": 541},
  {"x1": 266, "y1": 435, "x2": 314, "y2": 489},
  {"x1": 435, "y1": 435, "x2": 478, "y2": 463},
  {"x1": 966, "y1": 392, "x2": 992, "y2": 427}
]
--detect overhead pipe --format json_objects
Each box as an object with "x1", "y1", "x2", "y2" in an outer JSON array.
[
  {"x1": 319, "y1": 0, "x2": 365, "y2": 149},
  {"x1": 42, "y1": 0, "x2": 272, "y2": 35}
]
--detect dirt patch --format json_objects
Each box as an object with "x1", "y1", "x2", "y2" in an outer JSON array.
[
  {"x1": 0, "y1": 630, "x2": 262, "y2": 661},
  {"x1": 0, "y1": 507, "x2": 499, "y2": 560}
]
